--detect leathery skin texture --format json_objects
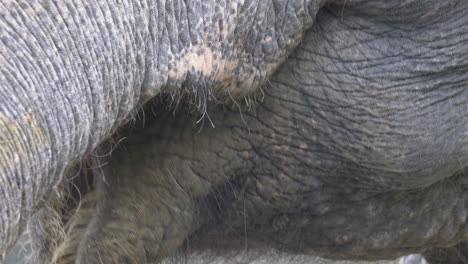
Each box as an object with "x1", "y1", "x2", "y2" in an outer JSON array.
[
  {"x1": 3, "y1": 0, "x2": 468, "y2": 263},
  {"x1": 21, "y1": 1, "x2": 468, "y2": 263},
  {"x1": 0, "y1": 0, "x2": 326, "y2": 256}
]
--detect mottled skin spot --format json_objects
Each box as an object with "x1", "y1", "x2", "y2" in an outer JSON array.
[
  {"x1": 0, "y1": 112, "x2": 47, "y2": 173},
  {"x1": 142, "y1": 0, "x2": 327, "y2": 101}
]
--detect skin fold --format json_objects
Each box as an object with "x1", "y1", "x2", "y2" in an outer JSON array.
[{"x1": 0, "y1": 1, "x2": 468, "y2": 263}]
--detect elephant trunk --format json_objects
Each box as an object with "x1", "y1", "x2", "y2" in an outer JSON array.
[{"x1": 0, "y1": 0, "x2": 153, "y2": 255}]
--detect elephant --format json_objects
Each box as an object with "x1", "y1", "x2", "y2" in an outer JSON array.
[
  {"x1": 2, "y1": 0, "x2": 468, "y2": 263},
  {"x1": 0, "y1": 0, "x2": 325, "y2": 257}
]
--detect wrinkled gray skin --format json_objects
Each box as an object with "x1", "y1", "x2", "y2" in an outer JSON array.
[
  {"x1": 2, "y1": 0, "x2": 468, "y2": 263},
  {"x1": 0, "y1": 0, "x2": 325, "y2": 257}
]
